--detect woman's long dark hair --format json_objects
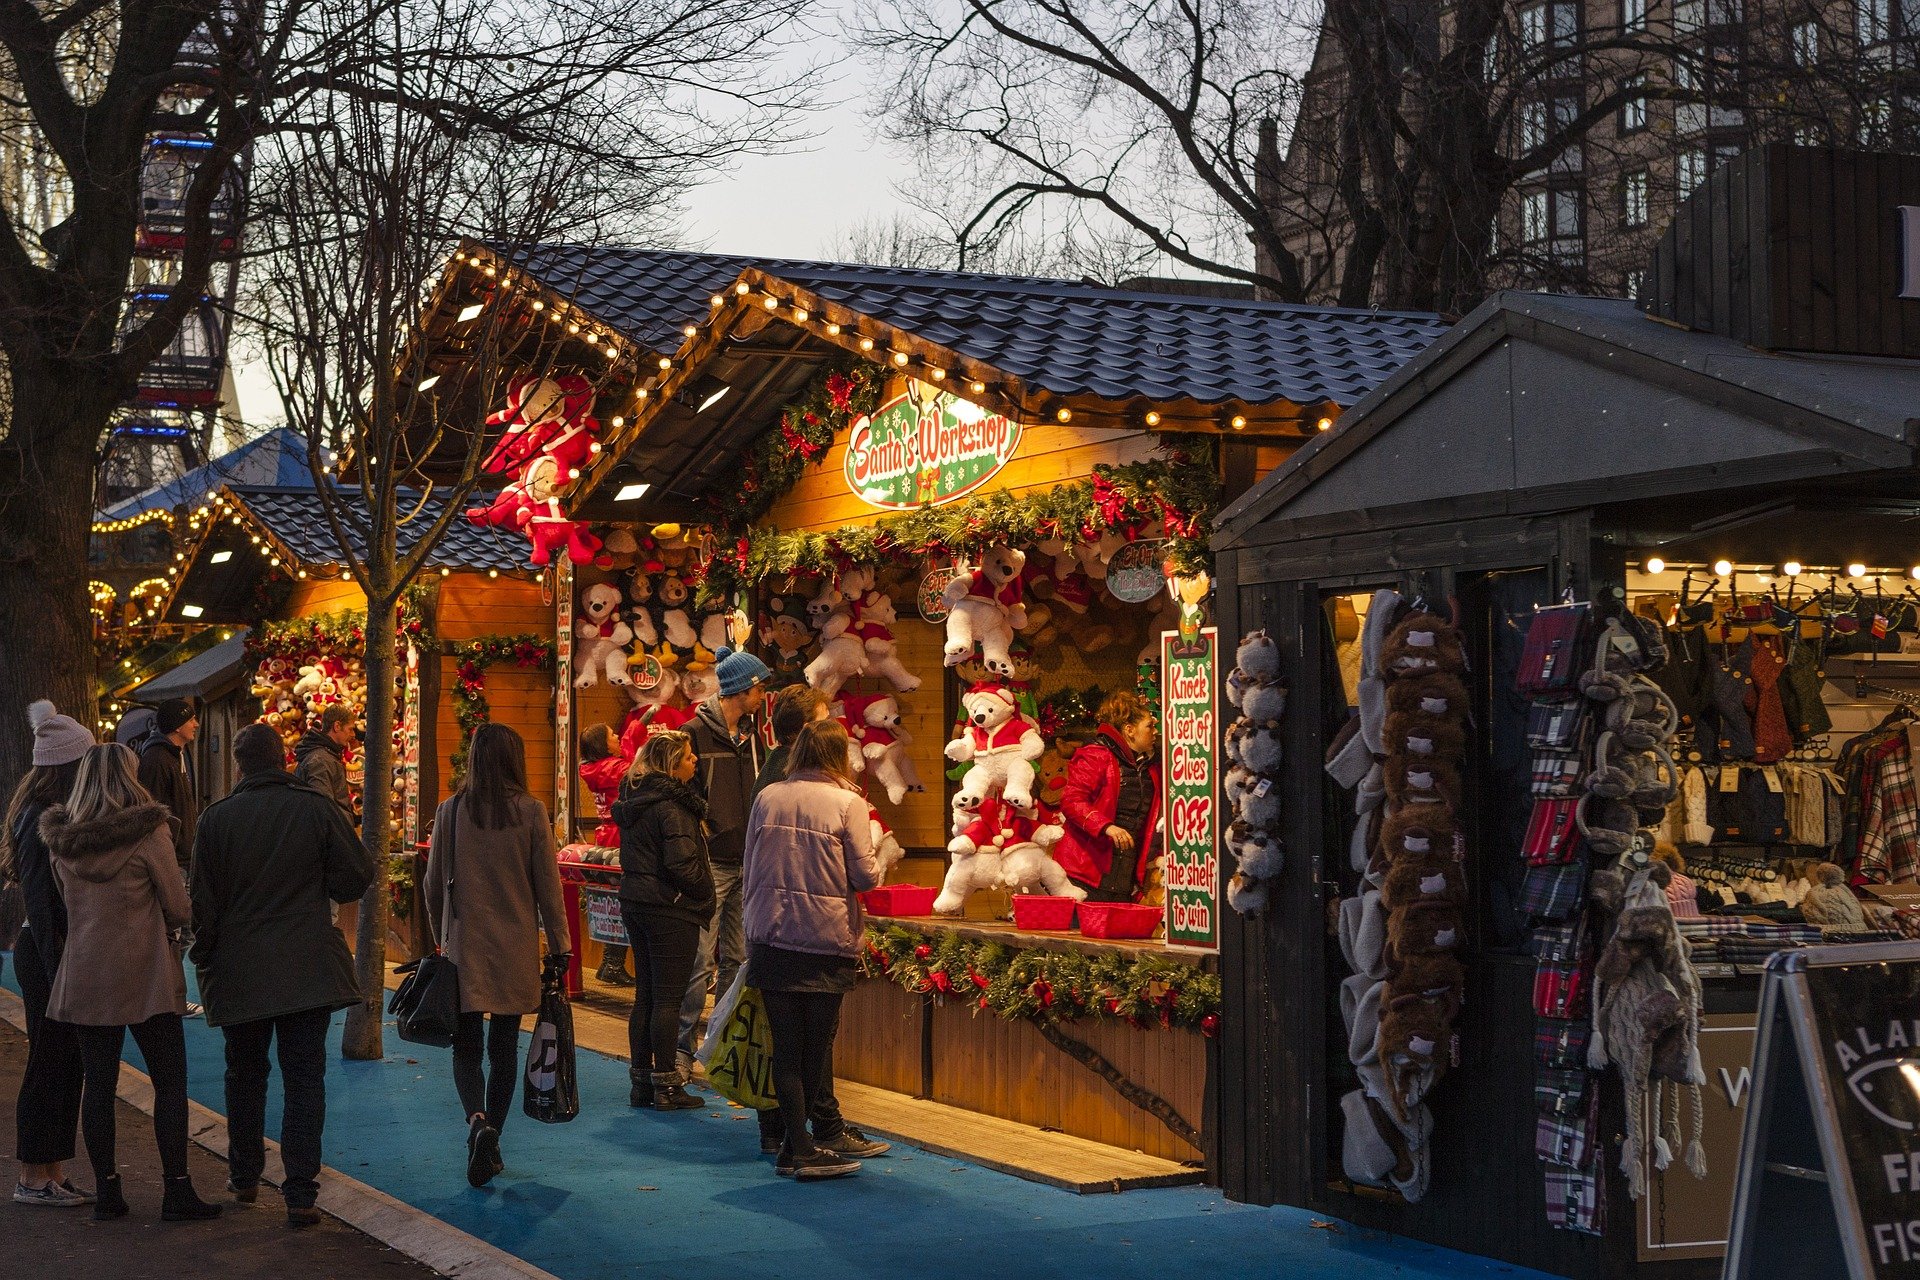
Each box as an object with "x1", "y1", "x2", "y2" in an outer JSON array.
[
  {"x1": 0, "y1": 759, "x2": 82, "y2": 887},
  {"x1": 460, "y1": 722, "x2": 530, "y2": 830}
]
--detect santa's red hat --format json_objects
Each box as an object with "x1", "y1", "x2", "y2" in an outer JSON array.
[{"x1": 966, "y1": 682, "x2": 1018, "y2": 708}]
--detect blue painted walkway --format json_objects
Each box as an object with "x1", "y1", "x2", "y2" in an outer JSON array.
[{"x1": 5, "y1": 959, "x2": 1560, "y2": 1280}]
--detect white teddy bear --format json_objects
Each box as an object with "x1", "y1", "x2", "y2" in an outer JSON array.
[
  {"x1": 842, "y1": 692, "x2": 925, "y2": 805},
  {"x1": 940, "y1": 543, "x2": 1026, "y2": 676},
  {"x1": 945, "y1": 683, "x2": 1044, "y2": 810},
  {"x1": 995, "y1": 807, "x2": 1082, "y2": 900},
  {"x1": 803, "y1": 579, "x2": 867, "y2": 698},
  {"x1": 573, "y1": 582, "x2": 634, "y2": 689},
  {"x1": 838, "y1": 569, "x2": 921, "y2": 693},
  {"x1": 870, "y1": 810, "x2": 907, "y2": 880},
  {"x1": 937, "y1": 797, "x2": 1082, "y2": 913}
]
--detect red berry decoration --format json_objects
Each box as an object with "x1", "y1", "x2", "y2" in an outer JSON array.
[
  {"x1": 1200, "y1": 1013, "x2": 1220, "y2": 1038},
  {"x1": 914, "y1": 944, "x2": 932, "y2": 961}
]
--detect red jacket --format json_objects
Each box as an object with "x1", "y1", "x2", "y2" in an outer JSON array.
[
  {"x1": 1052, "y1": 727, "x2": 1160, "y2": 894},
  {"x1": 579, "y1": 753, "x2": 630, "y2": 847}
]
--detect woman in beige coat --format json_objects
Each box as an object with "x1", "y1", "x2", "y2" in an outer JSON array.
[
  {"x1": 424, "y1": 723, "x2": 570, "y2": 1189},
  {"x1": 41, "y1": 744, "x2": 219, "y2": 1222}
]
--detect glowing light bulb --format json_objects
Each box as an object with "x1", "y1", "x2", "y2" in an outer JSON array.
[
  {"x1": 1850, "y1": 562, "x2": 1869, "y2": 578},
  {"x1": 1645, "y1": 557, "x2": 1665, "y2": 574},
  {"x1": 1713, "y1": 559, "x2": 1733, "y2": 576},
  {"x1": 1783, "y1": 561, "x2": 1803, "y2": 576}
]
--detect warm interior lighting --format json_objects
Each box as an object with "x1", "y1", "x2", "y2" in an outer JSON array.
[
  {"x1": 180, "y1": 604, "x2": 204, "y2": 618},
  {"x1": 615, "y1": 483, "x2": 651, "y2": 502},
  {"x1": 456, "y1": 303, "x2": 484, "y2": 323},
  {"x1": 210, "y1": 550, "x2": 233, "y2": 564},
  {"x1": 1644, "y1": 557, "x2": 1665, "y2": 574},
  {"x1": 1783, "y1": 561, "x2": 1803, "y2": 576},
  {"x1": 1849, "y1": 562, "x2": 1868, "y2": 578},
  {"x1": 1713, "y1": 559, "x2": 1734, "y2": 577}
]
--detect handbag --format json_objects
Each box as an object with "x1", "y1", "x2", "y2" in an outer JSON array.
[{"x1": 391, "y1": 797, "x2": 464, "y2": 1047}]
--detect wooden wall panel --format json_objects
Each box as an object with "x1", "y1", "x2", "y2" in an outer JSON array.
[
  {"x1": 286, "y1": 577, "x2": 367, "y2": 616},
  {"x1": 426, "y1": 577, "x2": 560, "y2": 813},
  {"x1": 835, "y1": 980, "x2": 926, "y2": 1095}
]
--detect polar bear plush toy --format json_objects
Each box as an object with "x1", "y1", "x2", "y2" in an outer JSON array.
[
  {"x1": 946, "y1": 683, "x2": 1045, "y2": 809},
  {"x1": 869, "y1": 809, "x2": 907, "y2": 880},
  {"x1": 941, "y1": 543, "x2": 1026, "y2": 675},
  {"x1": 803, "y1": 579, "x2": 867, "y2": 697},
  {"x1": 573, "y1": 582, "x2": 634, "y2": 688},
  {"x1": 842, "y1": 692, "x2": 925, "y2": 805},
  {"x1": 843, "y1": 578, "x2": 922, "y2": 693},
  {"x1": 994, "y1": 805, "x2": 1082, "y2": 899}
]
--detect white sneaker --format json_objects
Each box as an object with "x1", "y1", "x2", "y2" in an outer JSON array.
[
  {"x1": 185, "y1": 1002, "x2": 204, "y2": 1018},
  {"x1": 13, "y1": 1180, "x2": 88, "y2": 1207}
]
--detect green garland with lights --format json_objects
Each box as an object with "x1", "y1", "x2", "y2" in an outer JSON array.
[
  {"x1": 712, "y1": 356, "x2": 886, "y2": 533},
  {"x1": 248, "y1": 608, "x2": 369, "y2": 658},
  {"x1": 705, "y1": 439, "x2": 1218, "y2": 598},
  {"x1": 859, "y1": 923, "x2": 1220, "y2": 1036},
  {"x1": 448, "y1": 633, "x2": 556, "y2": 778}
]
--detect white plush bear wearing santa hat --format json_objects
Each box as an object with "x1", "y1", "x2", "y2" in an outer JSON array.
[
  {"x1": 940, "y1": 543, "x2": 1026, "y2": 676},
  {"x1": 842, "y1": 692, "x2": 925, "y2": 805},
  {"x1": 945, "y1": 683, "x2": 1044, "y2": 810},
  {"x1": 573, "y1": 582, "x2": 634, "y2": 688}
]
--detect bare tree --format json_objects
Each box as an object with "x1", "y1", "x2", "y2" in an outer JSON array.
[
  {"x1": 825, "y1": 208, "x2": 1161, "y2": 280},
  {"x1": 243, "y1": 0, "x2": 807, "y2": 1059}
]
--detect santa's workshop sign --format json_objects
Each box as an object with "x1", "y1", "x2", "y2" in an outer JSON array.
[
  {"x1": 1162, "y1": 627, "x2": 1220, "y2": 952},
  {"x1": 844, "y1": 381, "x2": 1021, "y2": 509}
]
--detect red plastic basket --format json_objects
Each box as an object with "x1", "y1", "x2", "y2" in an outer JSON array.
[
  {"x1": 1076, "y1": 902, "x2": 1160, "y2": 940},
  {"x1": 860, "y1": 884, "x2": 938, "y2": 916},
  {"x1": 1011, "y1": 895, "x2": 1077, "y2": 931}
]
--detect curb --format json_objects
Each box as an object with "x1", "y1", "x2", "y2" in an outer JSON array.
[{"x1": 0, "y1": 986, "x2": 559, "y2": 1280}]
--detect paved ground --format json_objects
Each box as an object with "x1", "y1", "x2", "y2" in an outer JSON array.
[
  {"x1": 3, "y1": 960, "x2": 1563, "y2": 1280},
  {"x1": 0, "y1": 1017, "x2": 436, "y2": 1279}
]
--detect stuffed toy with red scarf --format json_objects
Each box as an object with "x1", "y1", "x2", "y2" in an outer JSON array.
[
  {"x1": 946, "y1": 683, "x2": 1044, "y2": 810},
  {"x1": 481, "y1": 373, "x2": 596, "y2": 475},
  {"x1": 839, "y1": 566, "x2": 921, "y2": 693},
  {"x1": 841, "y1": 692, "x2": 926, "y2": 805},
  {"x1": 467, "y1": 454, "x2": 605, "y2": 568},
  {"x1": 803, "y1": 578, "x2": 867, "y2": 697},
  {"x1": 940, "y1": 543, "x2": 1027, "y2": 675},
  {"x1": 573, "y1": 581, "x2": 633, "y2": 689}
]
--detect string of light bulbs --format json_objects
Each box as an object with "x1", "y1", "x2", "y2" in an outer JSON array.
[{"x1": 1635, "y1": 558, "x2": 1920, "y2": 582}]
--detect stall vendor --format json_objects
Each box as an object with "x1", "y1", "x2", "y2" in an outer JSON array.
[
  {"x1": 580, "y1": 721, "x2": 636, "y2": 986},
  {"x1": 1054, "y1": 690, "x2": 1162, "y2": 903}
]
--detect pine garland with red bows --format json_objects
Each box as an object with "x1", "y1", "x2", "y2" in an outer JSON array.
[
  {"x1": 716, "y1": 356, "x2": 884, "y2": 534},
  {"x1": 448, "y1": 633, "x2": 555, "y2": 779},
  {"x1": 859, "y1": 923, "x2": 1220, "y2": 1035}
]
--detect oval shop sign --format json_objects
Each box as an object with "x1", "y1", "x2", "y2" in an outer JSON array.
[{"x1": 844, "y1": 382, "x2": 1022, "y2": 509}]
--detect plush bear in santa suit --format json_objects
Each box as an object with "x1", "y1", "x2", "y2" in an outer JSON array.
[
  {"x1": 482, "y1": 373, "x2": 597, "y2": 475},
  {"x1": 838, "y1": 567, "x2": 921, "y2": 693},
  {"x1": 946, "y1": 682, "x2": 1045, "y2": 810},
  {"x1": 841, "y1": 692, "x2": 925, "y2": 806},
  {"x1": 466, "y1": 454, "x2": 604, "y2": 568},
  {"x1": 940, "y1": 543, "x2": 1027, "y2": 675},
  {"x1": 803, "y1": 579, "x2": 866, "y2": 697}
]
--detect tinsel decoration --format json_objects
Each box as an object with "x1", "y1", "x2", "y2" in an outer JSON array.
[{"x1": 859, "y1": 924, "x2": 1220, "y2": 1034}]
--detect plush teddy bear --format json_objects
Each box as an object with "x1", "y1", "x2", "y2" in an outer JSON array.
[
  {"x1": 870, "y1": 810, "x2": 907, "y2": 880},
  {"x1": 941, "y1": 543, "x2": 1027, "y2": 674},
  {"x1": 467, "y1": 454, "x2": 605, "y2": 568},
  {"x1": 946, "y1": 683, "x2": 1045, "y2": 809},
  {"x1": 678, "y1": 667, "x2": 719, "y2": 705},
  {"x1": 692, "y1": 599, "x2": 733, "y2": 670},
  {"x1": 621, "y1": 666, "x2": 697, "y2": 739},
  {"x1": 573, "y1": 581, "x2": 634, "y2": 689},
  {"x1": 759, "y1": 594, "x2": 815, "y2": 688},
  {"x1": 1033, "y1": 742, "x2": 1077, "y2": 809},
  {"x1": 598, "y1": 527, "x2": 640, "y2": 571},
  {"x1": 293, "y1": 663, "x2": 328, "y2": 703},
  {"x1": 652, "y1": 574, "x2": 699, "y2": 668},
  {"x1": 480, "y1": 373, "x2": 595, "y2": 475},
  {"x1": 841, "y1": 692, "x2": 925, "y2": 805},
  {"x1": 803, "y1": 579, "x2": 867, "y2": 697},
  {"x1": 844, "y1": 581, "x2": 922, "y2": 693}
]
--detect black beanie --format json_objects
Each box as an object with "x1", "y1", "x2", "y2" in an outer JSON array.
[
  {"x1": 156, "y1": 697, "x2": 197, "y2": 735},
  {"x1": 233, "y1": 723, "x2": 285, "y2": 775}
]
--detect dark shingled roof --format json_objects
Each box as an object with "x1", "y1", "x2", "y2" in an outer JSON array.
[
  {"x1": 232, "y1": 485, "x2": 527, "y2": 571},
  {"x1": 499, "y1": 244, "x2": 1448, "y2": 411}
]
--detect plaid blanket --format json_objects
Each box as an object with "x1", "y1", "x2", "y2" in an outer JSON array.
[
  {"x1": 1543, "y1": 1161, "x2": 1604, "y2": 1234},
  {"x1": 1521, "y1": 857, "x2": 1589, "y2": 924},
  {"x1": 1534, "y1": 1018, "x2": 1592, "y2": 1071},
  {"x1": 1534, "y1": 1067, "x2": 1588, "y2": 1117}
]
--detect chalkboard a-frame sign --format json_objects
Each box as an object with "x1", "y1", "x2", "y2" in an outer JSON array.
[{"x1": 1725, "y1": 942, "x2": 1920, "y2": 1279}]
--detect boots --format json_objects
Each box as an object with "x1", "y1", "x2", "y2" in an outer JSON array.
[
  {"x1": 93, "y1": 1173, "x2": 128, "y2": 1221},
  {"x1": 629, "y1": 1072, "x2": 653, "y2": 1109},
  {"x1": 596, "y1": 957, "x2": 634, "y2": 988},
  {"x1": 160, "y1": 1175, "x2": 222, "y2": 1221},
  {"x1": 651, "y1": 1071, "x2": 706, "y2": 1110}
]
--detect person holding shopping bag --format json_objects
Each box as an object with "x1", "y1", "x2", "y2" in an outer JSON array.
[
  {"x1": 742, "y1": 720, "x2": 884, "y2": 1181},
  {"x1": 425, "y1": 723, "x2": 571, "y2": 1189},
  {"x1": 611, "y1": 730, "x2": 713, "y2": 1111},
  {"x1": 41, "y1": 743, "x2": 219, "y2": 1221}
]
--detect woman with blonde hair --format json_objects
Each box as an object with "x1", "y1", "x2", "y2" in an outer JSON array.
[
  {"x1": 611, "y1": 729, "x2": 713, "y2": 1110},
  {"x1": 425, "y1": 722, "x2": 570, "y2": 1188},
  {"x1": 743, "y1": 720, "x2": 883, "y2": 1180},
  {"x1": 41, "y1": 743, "x2": 218, "y2": 1221}
]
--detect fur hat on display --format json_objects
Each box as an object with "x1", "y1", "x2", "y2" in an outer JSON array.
[
  {"x1": 1384, "y1": 669, "x2": 1469, "y2": 721},
  {"x1": 1384, "y1": 756, "x2": 1461, "y2": 813},
  {"x1": 1380, "y1": 612, "x2": 1467, "y2": 678},
  {"x1": 1382, "y1": 707, "x2": 1466, "y2": 769},
  {"x1": 1385, "y1": 900, "x2": 1463, "y2": 968},
  {"x1": 1381, "y1": 851, "x2": 1468, "y2": 912}
]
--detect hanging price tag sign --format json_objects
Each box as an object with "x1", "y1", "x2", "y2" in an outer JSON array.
[{"x1": 1106, "y1": 539, "x2": 1166, "y2": 604}]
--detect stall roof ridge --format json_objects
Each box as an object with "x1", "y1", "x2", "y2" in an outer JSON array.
[
  {"x1": 221, "y1": 484, "x2": 526, "y2": 571},
  {"x1": 1213, "y1": 291, "x2": 1920, "y2": 548}
]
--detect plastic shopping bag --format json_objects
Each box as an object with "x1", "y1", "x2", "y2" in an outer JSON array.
[
  {"x1": 522, "y1": 959, "x2": 579, "y2": 1124},
  {"x1": 699, "y1": 970, "x2": 776, "y2": 1110}
]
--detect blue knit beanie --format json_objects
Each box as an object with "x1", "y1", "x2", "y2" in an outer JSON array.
[{"x1": 713, "y1": 646, "x2": 771, "y2": 698}]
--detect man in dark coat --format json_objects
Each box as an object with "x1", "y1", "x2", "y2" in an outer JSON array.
[
  {"x1": 189, "y1": 722, "x2": 375, "y2": 1226},
  {"x1": 136, "y1": 697, "x2": 199, "y2": 876},
  {"x1": 293, "y1": 704, "x2": 357, "y2": 823}
]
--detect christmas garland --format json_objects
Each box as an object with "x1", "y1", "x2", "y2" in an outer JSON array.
[
  {"x1": 448, "y1": 633, "x2": 556, "y2": 777},
  {"x1": 248, "y1": 608, "x2": 368, "y2": 658},
  {"x1": 1034, "y1": 684, "x2": 1104, "y2": 738},
  {"x1": 860, "y1": 923, "x2": 1220, "y2": 1036},
  {"x1": 706, "y1": 440, "x2": 1218, "y2": 598},
  {"x1": 710, "y1": 356, "x2": 885, "y2": 533}
]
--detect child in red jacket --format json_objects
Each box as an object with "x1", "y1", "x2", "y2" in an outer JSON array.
[
  {"x1": 580, "y1": 722, "x2": 635, "y2": 985},
  {"x1": 1053, "y1": 691, "x2": 1162, "y2": 901}
]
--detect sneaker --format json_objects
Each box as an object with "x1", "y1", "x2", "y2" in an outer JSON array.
[
  {"x1": 466, "y1": 1117, "x2": 501, "y2": 1188},
  {"x1": 227, "y1": 1179, "x2": 258, "y2": 1203},
  {"x1": 790, "y1": 1150, "x2": 861, "y2": 1181},
  {"x1": 287, "y1": 1205, "x2": 323, "y2": 1229},
  {"x1": 58, "y1": 1179, "x2": 95, "y2": 1204},
  {"x1": 13, "y1": 1180, "x2": 87, "y2": 1207},
  {"x1": 820, "y1": 1126, "x2": 891, "y2": 1159}
]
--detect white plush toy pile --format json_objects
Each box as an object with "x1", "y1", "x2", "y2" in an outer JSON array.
[{"x1": 1222, "y1": 630, "x2": 1287, "y2": 914}]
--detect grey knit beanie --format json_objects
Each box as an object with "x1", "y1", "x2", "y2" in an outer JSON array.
[{"x1": 28, "y1": 699, "x2": 94, "y2": 767}]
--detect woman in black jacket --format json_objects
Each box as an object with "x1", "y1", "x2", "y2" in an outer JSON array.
[
  {"x1": 5, "y1": 701, "x2": 93, "y2": 1207},
  {"x1": 611, "y1": 730, "x2": 714, "y2": 1112}
]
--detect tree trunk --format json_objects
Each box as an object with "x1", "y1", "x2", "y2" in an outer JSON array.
[
  {"x1": 342, "y1": 592, "x2": 399, "y2": 1060},
  {"x1": 0, "y1": 379, "x2": 110, "y2": 782}
]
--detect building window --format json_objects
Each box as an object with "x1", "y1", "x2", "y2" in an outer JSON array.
[
  {"x1": 1678, "y1": 148, "x2": 1708, "y2": 196},
  {"x1": 1623, "y1": 169, "x2": 1650, "y2": 227},
  {"x1": 1623, "y1": 0, "x2": 1647, "y2": 30},
  {"x1": 1620, "y1": 75, "x2": 1648, "y2": 132},
  {"x1": 1793, "y1": 123, "x2": 1823, "y2": 145},
  {"x1": 1624, "y1": 270, "x2": 1646, "y2": 299},
  {"x1": 1792, "y1": 20, "x2": 1820, "y2": 63},
  {"x1": 1522, "y1": 191, "x2": 1549, "y2": 244},
  {"x1": 1859, "y1": 0, "x2": 1891, "y2": 43},
  {"x1": 1674, "y1": 46, "x2": 1701, "y2": 93},
  {"x1": 1519, "y1": 1, "x2": 1579, "y2": 55},
  {"x1": 1520, "y1": 187, "x2": 1583, "y2": 264},
  {"x1": 1521, "y1": 100, "x2": 1548, "y2": 152}
]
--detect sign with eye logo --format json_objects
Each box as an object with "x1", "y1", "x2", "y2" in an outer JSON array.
[{"x1": 1726, "y1": 942, "x2": 1920, "y2": 1280}]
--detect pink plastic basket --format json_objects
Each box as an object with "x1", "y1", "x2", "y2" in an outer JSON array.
[
  {"x1": 1011, "y1": 895, "x2": 1077, "y2": 931},
  {"x1": 860, "y1": 884, "x2": 938, "y2": 916},
  {"x1": 1076, "y1": 902, "x2": 1160, "y2": 940}
]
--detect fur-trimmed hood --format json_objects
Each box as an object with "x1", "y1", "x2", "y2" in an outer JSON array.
[{"x1": 39, "y1": 802, "x2": 173, "y2": 882}]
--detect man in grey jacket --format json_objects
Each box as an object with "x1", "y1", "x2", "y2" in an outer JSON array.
[
  {"x1": 293, "y1": 704, "x2": 357, "y2": 824},
  {"x1": 190, "y1": 723, "x2": 374, "y2": 1227}
]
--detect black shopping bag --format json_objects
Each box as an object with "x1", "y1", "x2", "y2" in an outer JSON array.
[
  {"x1": 523, "y1": 958, "x2": 579, "y2": 1124},
  {"x1": 390, "y1": 954, "x2": 461, "y2": 1048}
]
